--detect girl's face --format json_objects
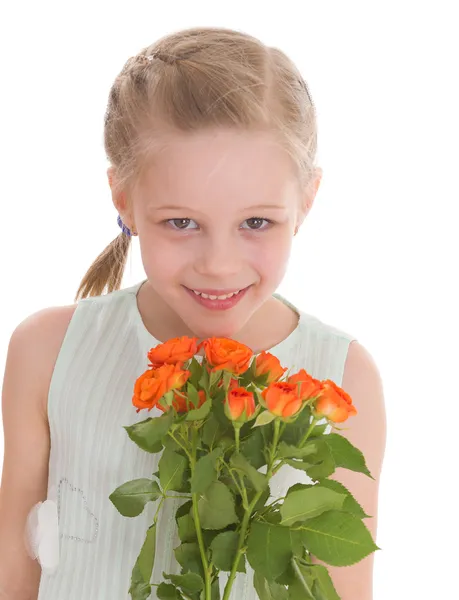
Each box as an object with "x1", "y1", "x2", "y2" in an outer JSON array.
[{"x1": 130, "y1": 129, "x2": 311, "y2": 339}]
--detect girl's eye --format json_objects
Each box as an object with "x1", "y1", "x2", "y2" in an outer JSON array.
[
  {"x1": 166, "y1": 218, "x2": 198, "y2": 230},
  {"x1": 164, "y1": 217, "x2": 273, "y2": 231},
  {"x1": 241, "y1": 217, "x2": 273, "y2": 230}
]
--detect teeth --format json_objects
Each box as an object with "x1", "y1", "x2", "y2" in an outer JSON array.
[{"x1": 192, "y1": 289, "x2": 240, "y2": 300}]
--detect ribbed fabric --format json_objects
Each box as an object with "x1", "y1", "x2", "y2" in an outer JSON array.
[{"x1": 37, "y1": 280, "x2": 357, "y2": 600}]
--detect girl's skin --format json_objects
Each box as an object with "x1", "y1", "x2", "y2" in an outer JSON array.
[{"x1": 0, "y1": 127, "x2": 385, "y2": 600}]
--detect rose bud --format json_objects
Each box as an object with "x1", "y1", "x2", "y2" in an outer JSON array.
[
  {"x1": 225, "y1": 387, "x2": 256, "y2": 423},
  {"x1": 313, "y1": 380, "x2": 358, "y2": 423}
]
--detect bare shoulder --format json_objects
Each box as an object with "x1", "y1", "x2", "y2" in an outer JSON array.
[{"x1": 9, "y1": 303, "x2": 78, "y2": 417}]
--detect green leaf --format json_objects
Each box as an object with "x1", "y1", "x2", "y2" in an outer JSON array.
[
  {"x1": 253, "y1": 571, "x2": 289, "y2": 600},
  {"x1": 291, "y1": 438, "x2": 336, "y2": 480},
  {"x1": 109, "y1": 478, "x2": 161, "y2": 517},
  {"x1": 211, "y1": 578, "x2": 221, "y2": 600},
  {"x1": 324, "y1": 433, "x2": 373, "y2": 478},
  {"x1": 136, "y1": 523, "x2": 157, "y2": 582},
  {"x1": 209, "y1": 530, "x2": 246, "y2": 572},
  {"x1": 230, "y1": 452, "x2": 267, "y2": 492},
  {"x1": 282, "y1": 439, "x2": 336, "y2": 480},
  {"x1": 162, "y1": 434, "x2": 183, "y2": 454},
  {"x1": 174, "y1": 542, "x2": 204, "y2": 577},
  {"x1": 240, "y1": 426, "x2": 267, "y2": 469},
  {"x1": 127, "y1": 523, "x2": 156, "y2": 600},
  {"x1": 251, "y1": 486, "x2": 271, "y2": 513},
  {"x1": 191, "y1": 448, "x2": 222, "y2": 494},
  {"x1": 310, "y1": 564, "x2": 340, "y2": 600},
  {"x1": 157, "y1": 582, "x2": 184, "y2": 599},
  {"x1": 277, "y1": 441, "x2": 319, "y2": 460},
  {"x1": 309, "y1": 423, "x2": 329, "y2": 438},
  {"x1": 247, "y1": 522, "x2": 302, "y2": 580},
  {"x1": 186, "y1": 381, "x2": 201, "y2": 408},
  {"x1": 177, "y1": 512, "x2": 196, "y2": 542},
  {"x1": 300, "y1": 510, "x2": 379, "y2": 566},
  {"x1": 128, "y1": 569, "x2": 152, "y2": 600},
  {"x1": 199, "y1": 364, "x2": 210, "y2": 389},
  {"x1": 281, "y1": 406, "x2": 312, "y2": 446},
  {"x1": 317, "y1": 479, "x2": 370, "y2": 518},
  {"x1": 280, "y1": 486, "x2": 346, "y2": 526},
  {"x1": 164, "y1": 572, "x2": 204, "y2": 594},
  {"x1": 159, "y1": 448, "x2": 189, "y2": 493},
  {"x1": 202, "y1": 413, "x2": 230, "y2": 449},
  {"x1": 124, "y1": 411, "x2": 174, "y2": 453},
  {"x1": 185, "y1": 398, "x2": 212, "y2": 421},
  {"x1": 188, "y1": 357, "x2": 202, "y2": 387},
  {"x1": 253, "y1": 411, "x2": 276, "y2": 427},
  {"x1": 198, "y1": 481, "x2": 239, "y2": 530},
  {"x1": 175, "y1": 499, "x2": 193, "y2": 520}
]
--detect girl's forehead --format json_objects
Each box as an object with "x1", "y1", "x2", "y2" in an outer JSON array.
[{"x1": 137, "y1": 129, "x2": 299, "y2": 203}]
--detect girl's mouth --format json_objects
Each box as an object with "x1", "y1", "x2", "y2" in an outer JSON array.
[{"x1": 184, "y1": 285, "x2": 250, "y2": 310}]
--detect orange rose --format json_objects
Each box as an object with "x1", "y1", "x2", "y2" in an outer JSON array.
[
  {"x1": 262, "y1": 382, "x2": 303, "y2": 418},
  {"x1": 254, "y1": 351, "x2": 287, "y2": 384},
  {"x1": 147, "y1": 336, "x2": 199, "y2": 367},
  {"x1": 225, "y1": 388, "x2": 256, "y2": 422},
  {"x1": 313, "y1": 379, "x2": 358, "y2": 423},
  {"x1": 132, "y1": 362, "x2": 190, "y2": 413},
  {"x1": 158, "y1": 389, "x2": 207, "y2": 414},
  {"x1": 288, "y1": 369, "x2": 323, "y2": 401},
  {"x1": 200, "y1": 337, "x2": 253, "y2": 375}
]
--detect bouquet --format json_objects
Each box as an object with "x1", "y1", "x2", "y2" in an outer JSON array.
[{"x1": 110, "y1": 336, "x2": 377, "y2": 600}]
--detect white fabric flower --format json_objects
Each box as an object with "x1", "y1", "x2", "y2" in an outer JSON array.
[{"x1": 24, "y1": 499, "x2": 60, "y2": 573}]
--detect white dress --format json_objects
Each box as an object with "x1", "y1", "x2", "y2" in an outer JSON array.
[{"x1": 37, "y1": 279, "x2": 357, "y2": 599}]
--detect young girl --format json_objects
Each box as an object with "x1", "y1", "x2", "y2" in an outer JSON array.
[{"x1": 0, "y1": 26, "x2": 386, "y2": 600}]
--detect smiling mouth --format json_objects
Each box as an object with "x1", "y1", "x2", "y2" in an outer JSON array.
[
  {"x1": 188, "y1": 288, "x2": 244, "y2": 300},
  {"x1": 183, "y1": 285, "x2": 251, "y2": 309}
]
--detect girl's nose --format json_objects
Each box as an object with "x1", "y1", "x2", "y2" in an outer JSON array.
[{"x1": 193, "y1": 234, "x2": 242, "y2": 278}]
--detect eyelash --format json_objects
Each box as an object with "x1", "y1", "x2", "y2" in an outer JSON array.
[{"x1": 163, "y1": 217, "x2": 275, "y2": 232}]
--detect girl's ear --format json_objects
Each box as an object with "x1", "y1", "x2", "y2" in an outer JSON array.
[{"x1": 107, "y1": 167, "x2": 134, "y2": 227}]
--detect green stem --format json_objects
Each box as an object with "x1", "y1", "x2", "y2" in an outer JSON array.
[
  {"x1": 222, "y1": 496, "x2": 258, "y2": 600},
  {"x1": 226, "y1": 466, "x2": 248, "y2": 510},
  {"x1": 164, "y1": 494, "x2": 192, "y2": 500},
  {"x1": 291, "y1": 557, "x2": 314, "y2": 596},
  {"x1": 298, "y1": 418, "x2": 318, "y2": 448},
  {"x1": 222, "y1": 419, "x2": 282, "y2": 600},
  {"x1": 234, "y1": 423, "x2": 241, "y2": 453},
  {"x1": 153, "y1": 497, "x2": 165, "y2": 524},
  {"x1": 269, "y1": 419, "x2": 281, "y2": 470},
  {"x1": 190, "y1": 428, "x2": 212, "y2": 600}
]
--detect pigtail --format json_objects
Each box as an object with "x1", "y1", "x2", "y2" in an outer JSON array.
[{"x1": 75, "y1": 233, "x2": 131, "y2": 301}]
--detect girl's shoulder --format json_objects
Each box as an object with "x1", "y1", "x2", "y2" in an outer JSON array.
[
  {"x1": 9, "y1": 304, "x2": 79, "y2": 418},
  {"x1": 17, "y1": 284, "x2": 140, "y2": 416}
]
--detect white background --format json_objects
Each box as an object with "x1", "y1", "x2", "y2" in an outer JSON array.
[{"x1": 1, "y1": 2, "x2": 458, "y2": 598}]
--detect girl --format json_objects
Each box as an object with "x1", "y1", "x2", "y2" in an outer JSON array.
[{"x1": 0, "y1": 26, "x2": 386, "y2": 600}]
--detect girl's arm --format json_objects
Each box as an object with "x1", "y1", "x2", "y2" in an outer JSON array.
[
  {"x1": 0, "y1": 306, "x2": 75, "y2": 599},
  {"x1": 314, "y1": 341, "x2": 387, "y2": 600}
]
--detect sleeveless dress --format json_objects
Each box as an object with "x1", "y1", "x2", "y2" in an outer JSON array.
[{"x1": 37, "y1": 279, "x2": 357, "y2": 600}]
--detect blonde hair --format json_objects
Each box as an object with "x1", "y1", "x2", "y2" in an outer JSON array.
[{"x1": 75, "y1": 26, "x2": 318, "y2": 301}]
